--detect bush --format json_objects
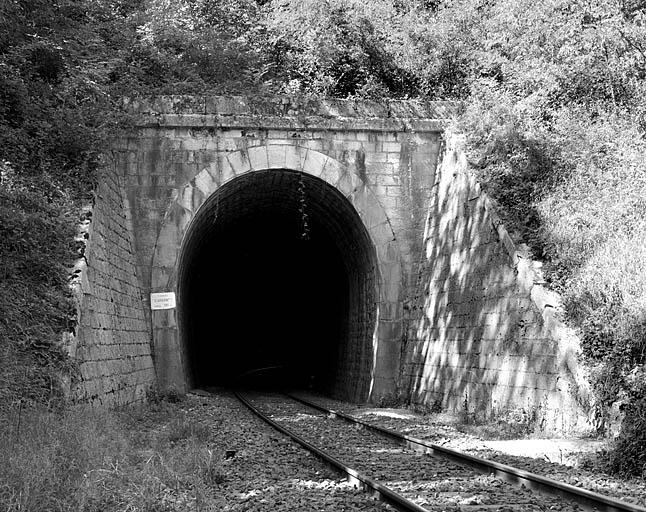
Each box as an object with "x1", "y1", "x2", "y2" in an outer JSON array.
[
  {"x1": 0, "y1": 167, "x2": 78, "y2": 406},
  {"x1": 609, "y1": 369, "x2": 646, "y2": 476},
  {"x1": 264, "y1": 0, "x2": 419, "y2": 98}
]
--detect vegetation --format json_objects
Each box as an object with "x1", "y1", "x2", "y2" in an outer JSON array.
[
  {"x1": 0, "y1": 0, "x2": 122, "y2": 407},
  {"x1": 0, "y1": 394, "x2": 227, "y2": 511},
  {"x1": 1, "y1": 0, "x2": 645, "y2": 476}
]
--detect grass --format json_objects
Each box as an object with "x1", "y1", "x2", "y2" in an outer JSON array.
[{"x1": 0, "y1": 394, "x2": 227, "y2": 512}]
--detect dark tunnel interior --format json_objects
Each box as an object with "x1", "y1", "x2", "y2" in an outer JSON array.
[{"x1": 177, "y1": 170, "x2": 378, "y2": 396}]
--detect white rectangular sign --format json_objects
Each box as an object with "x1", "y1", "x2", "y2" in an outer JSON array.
[{"x1": 151, "y1": 292, "x2": 176, "y2": 310}]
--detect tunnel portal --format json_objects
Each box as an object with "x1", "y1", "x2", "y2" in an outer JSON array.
[{"x1": 177, "y1": 170, "x2": 378, "y2": 399}]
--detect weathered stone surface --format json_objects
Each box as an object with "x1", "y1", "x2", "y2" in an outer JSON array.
[
  {"x1": 67, "y1": 165, "x2": 155, "y2": 406},
  {"x1": 402, "y1": 134, "x2": 589, "y2": 432},
  {"x1": 112, "y1": 96, "x2": 445, "y2": 402},
  {"x1": 67, "y1": 97, "x2": 587, "y2": 431}
]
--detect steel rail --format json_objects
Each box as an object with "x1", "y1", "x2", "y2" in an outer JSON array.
[
  {"x1": 287, "y1": 393, "x2": 646, "y2": 512},
  {"x1": 234, "y1": 391, "x2": 430, "y2": 512}
]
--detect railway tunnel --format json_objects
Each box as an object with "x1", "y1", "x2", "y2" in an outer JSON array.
[{"x1": 176, "y1": 169, "x2": 379, "y2": 399}]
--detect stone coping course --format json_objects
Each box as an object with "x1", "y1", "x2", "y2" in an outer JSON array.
[{"x1": 124, "y1": 95, "x2": 462, "y2": 132}]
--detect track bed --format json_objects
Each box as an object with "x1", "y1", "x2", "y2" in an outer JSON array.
[{"x1": 238, "y1": 391, "x2": 645, "y2": 512}]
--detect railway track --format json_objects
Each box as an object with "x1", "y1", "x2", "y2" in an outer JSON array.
[{"x1": 234, "y1": 390, "x2": 646, "y2": 512}]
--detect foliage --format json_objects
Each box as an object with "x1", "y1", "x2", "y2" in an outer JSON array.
[
  {"x1": 0, "y1": 168, "x2": 77, "y2": 406},
  {"x1": 123, "y1": 0, "x2": 272, "y2": 94},
  {"x1": 0, "y1": 0, "x2": 133, "y2": 405},
  {"x1": 608, "y1": 367, "x2": 646, "y2": 476},
  {"x1": 264, "y1": 0, "x2": 419, "y2": 98}
]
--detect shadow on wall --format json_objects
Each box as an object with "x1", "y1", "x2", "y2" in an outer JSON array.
[{"x1": 404, "y1": 135, "x2": 590, "y2": 433}]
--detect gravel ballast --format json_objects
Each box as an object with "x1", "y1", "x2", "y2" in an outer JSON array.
[
  {"x1": 186, "y1": 390, "x2": 395, "y2": 511},
  {"x1": 247, "y1": 392, "x2": 589, "y2": 511},
  {"x1": 292, "y1": 392, "x2": 646, "y2": 508}
]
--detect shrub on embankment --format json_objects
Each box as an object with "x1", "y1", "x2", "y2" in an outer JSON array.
[{"x1": 0, "y1": 0, "x2": 120, "y2": 406}]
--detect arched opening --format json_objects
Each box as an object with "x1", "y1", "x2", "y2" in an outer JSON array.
[{"x1": 176, "y1": 169, "x2": 378, "y2": 400}]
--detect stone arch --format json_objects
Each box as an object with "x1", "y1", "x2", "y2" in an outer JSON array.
[{"x1": 150, "y1": 143, "x2": 403, "y2": 400}]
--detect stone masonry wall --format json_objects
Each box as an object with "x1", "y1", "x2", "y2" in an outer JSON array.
[
  {"x1": 404, "y1": 135, "x2": 590, "y2": 432},
  {"x1": 112, "y1": 95, "x2": 455, "y2": 397},
  {"x1": 64, "y1": 95, "x2": 589, "y2": 427},
  {"x1": 66, "y1": 163, "x2": 156, "y2": 406},
  {"x1": 116, "y1": 96, "x2": 452, "y2": 300}
]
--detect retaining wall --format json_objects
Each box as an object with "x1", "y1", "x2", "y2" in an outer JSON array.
[
  {"x1": 66, "y1": 163, "x2": 155, "y2": 406},
  {"x1": 403, "y1": 135, "x2": 590, "y2": 432},
  {"x1": 61, "y1": 97, "x2": 591, "y2": 430}
]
